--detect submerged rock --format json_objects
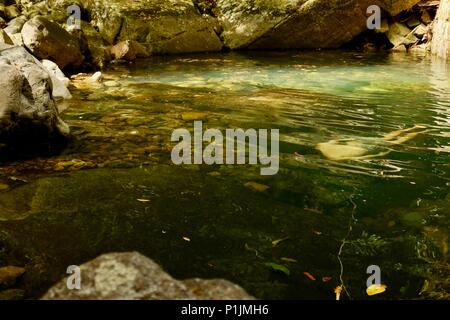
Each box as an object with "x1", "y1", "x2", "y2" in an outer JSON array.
[
  {"x1": 0, "y1": 44, "x2": 70, "y2": 143},
  {"x1": 216, "y1": 0, "x2": 421, "y2": 49},
  {"x1": 0, "y1": 288, "x2": 25, "y2": 300},
  {"x1": 0, "y1": 266, "x2": 25, "y2": 287},
  {"x1": 21, "y1": 16, "x2": 83, "y2": 69},
  {"x1": 42, "y1": 252, "x2": 254, "y2": 300}
]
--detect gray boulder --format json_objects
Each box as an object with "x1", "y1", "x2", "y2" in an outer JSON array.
[
  {"x1": 21, "y1": 16, "x2": 83, "y2": 69},
  {"x1": 42, "y1": 252, "x2": 254, "y2": 300},
  {"x1": 3, "y1": 15, "x2": 27, "y2": 40},
  {"x1": 0, "y1": 44, "x2": 70, "y2": 143},
  {"x1": 84, "y1": 0, "x2": 223, "y2": 54},
  {"x1": 41, "y1": 59, "x2": 72, "y2": 100},
  {"x1": 216, "y1": 0, "x2": 422, "y2": 49}
]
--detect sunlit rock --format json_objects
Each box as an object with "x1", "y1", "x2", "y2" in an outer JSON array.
[
  {"x1": 83, "y1": 0, "x2": 223, "y2": 54},
  {"x1": 216, "y1": 0, "x2": 421, "y2": 49},
  {"x1": 0, "y1": 44, "x2": 70, "y2": 144},
  {"x1": 41, "y1": 59, "x2": 72, "y2": 100},
  {"x1": 42, "y1": 252, "x2": 254, "y2": 300},
  {"x1": 431, "y1": 0, "x2": 450, "y2": 59},
  {"x1": 21, "y1": 16, "x2": 84, "y2": 69}
]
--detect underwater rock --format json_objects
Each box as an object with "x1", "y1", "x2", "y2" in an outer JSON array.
[
  {"x1": 90, "y1": 71, "x2": 102, "y2": 83},
  {"x1": 0, "y1": 266, "x2": 25, "y2": 287},
  {"x1": 0, "y1": 288, "x2": 25, "y2": 300},
  {"x1": 244, "y1": 181, "x2": 270, "y2": 193},
  {"x1": 216, "y1": 0, "x2": 421, "y2": 49},
  {"x1": 431, "y1": 0, "x2": 450, "y2": 59},
  {"x1": 21, "y1": 16, "x2": 83, "y2": 69},
  {"x1": 0, "y1": 44, "x2": 70, "y2": 143},
  {"x1": 84, "y1": 0, "x2": 223, "y2": 54},
  {"x1": 3, "y1": 15, "x2": 27, "y2": 46},
  {"x1": 42, "y1": 252, "x2": 254, "y2": 300}
]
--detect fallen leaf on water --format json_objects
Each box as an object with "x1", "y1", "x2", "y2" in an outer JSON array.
[
  {"x1": 303, "y1": 272, "x2": 316, "y2": 281},
  {"x1": 313, "y1": 231, "x2": 322, "y2": 235},
  {"x1": 137, "y1": 199, "x2": 150, "y2": 202},
  {"x1": 265, "y1": 262, "x2": 290, "y2": 276},
  {"x1": 366, "y1": 284, "x2": 387, "y2": 296},
  {"x1": 272, "y1": 237, "x2": 290, "y2": 246},
  {"x1": 245, "y1": 181, "x2": 270, "y2": 193},
  {"x1": 181, "y1": 112, "x2": 207, "y2": 121},
  {"x1": 335, "y1": 286, "x2": 343, "y2": 300},
  {"x1": 182, "y1": 237, "x2": 191, "y2": 242},
  {"x1": 322, "y1": 276, "x2": 333, "y2": 282},
  {"x1": 280, "y1": 257, "x2": 297, "y2": 263}
]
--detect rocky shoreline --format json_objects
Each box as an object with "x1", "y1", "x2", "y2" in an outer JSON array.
[
  {"x1": 0, "y1": 1, "x2": 448, "y2": 146},
  {"x1": 0, "y1": 0, "x2": 447, "y2": 147}
]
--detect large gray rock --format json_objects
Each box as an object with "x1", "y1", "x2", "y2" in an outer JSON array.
[
  {"x1": 84, "y1": 0, "x2": 223, "y2": 54},
  {"x1": 216, "y1": 0, "x2": 422, "y2": 49},
  {"x1": 3, "y1": 15, "x2": 27, "y2": 35},
  {"x1": 41, "y1": 59, "x2": 72, "y2": 100},
  {"x1": 0, "y1": 44, "x2": 70, "y2": 143},
  {"x1": 42, "y1": 252, "x2": 254, "y2": 300},
  {"x1": 431, "y1": 0, "x2": 450, "y2": 59},
  {"x1": 21, "y1": 16, "x2": 83, "y2": 69}
]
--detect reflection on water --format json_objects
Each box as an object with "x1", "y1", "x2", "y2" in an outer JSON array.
[{"x1": 0, "y1": 51, "x2": 449, "y2": 299}]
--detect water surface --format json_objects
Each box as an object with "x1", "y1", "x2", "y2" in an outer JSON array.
[{"x1": 0, "y1": 51, "x2": 449, "y2": 299}]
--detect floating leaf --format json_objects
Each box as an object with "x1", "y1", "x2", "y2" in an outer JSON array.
[
  {"x1": 137, "y1": 199, "x2": 150, "y2": 202},
  {"x1": 265, "y1": 263, "x2": 290, "y2": 276},
  {"x1": 272, "y1": 237, "x2": 290, "y2": 246},
  {"x1": 334, "y1": 286, "x2": 343, "y2": 300},
  {"x1": 303, "y1": 272, "x2": 316, "y2": 281},
  {"x1": 280, "y1": 257, "x2": 297, "y2": 263},
  {"x1": 322, "y1": 276, "x2": 333, "y2": 282},
  {"x1": 244, "y1": 181, "x2": 270, "y2": 192},
  {"x1": 366, "y1": 284, "x2": 387, "y2": 296},
  {"x1": 182, "y1": 237, "x2": 191, "y2": 242}
]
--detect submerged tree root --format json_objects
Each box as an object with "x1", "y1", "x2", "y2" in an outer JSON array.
[{"x1": 336, "y1": 195, "x2": 358, "y2": 300}]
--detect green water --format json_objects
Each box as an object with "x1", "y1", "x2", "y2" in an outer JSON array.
[{"x1": 0, "y1": 51, "x2": 449, "y2": 299}]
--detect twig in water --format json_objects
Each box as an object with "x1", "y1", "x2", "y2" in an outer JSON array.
[{"x1": 336, "y1": 195, "x2": 358, "y2": 300}]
